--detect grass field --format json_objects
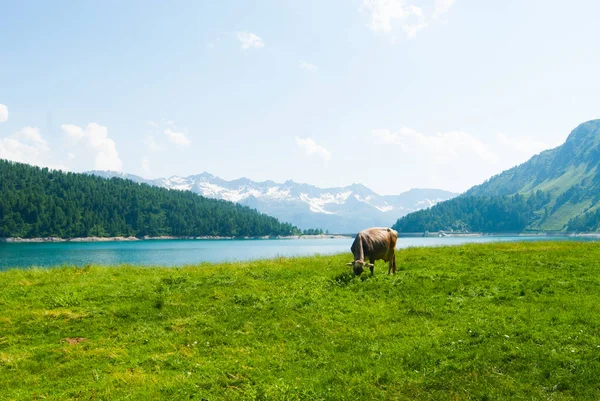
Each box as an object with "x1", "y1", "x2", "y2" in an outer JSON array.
[{"x1": 2, "y1": 242, "x2": 600, "y2": 400}]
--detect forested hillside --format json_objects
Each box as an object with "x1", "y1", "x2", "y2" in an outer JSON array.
[
  {"x1": 393, "y1": 191, "x2": 551, "y2": 233},
  {"x1": 0, "y1": 160, "x2": 299, "y2": 238},
  {"x1": 393, "y1": 119, "x2": 600, "y2": 233}
]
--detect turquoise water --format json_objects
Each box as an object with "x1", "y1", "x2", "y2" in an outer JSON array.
[{"x1": 0, "y1": 236, "x2": 595, "y2": 271}]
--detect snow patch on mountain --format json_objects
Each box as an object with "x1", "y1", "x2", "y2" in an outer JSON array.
[
  {"x1": 299, "y1": 193, "x2": 336, "y2": 215},
  {"x1": 165, "y1": 176, "x2": 193, "y2": 191},
  {"x1": 86, "y1": 170, "x2": 458, "y2": 233}
]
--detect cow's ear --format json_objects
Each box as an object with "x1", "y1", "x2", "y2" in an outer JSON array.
[{"x1": 345, "y1": 262, "x2": 354, "y2": 266}]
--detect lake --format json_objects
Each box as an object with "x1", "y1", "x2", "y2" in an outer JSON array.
[{"x1": 0, "y1": 236, "x2": 597, "y2": 271}]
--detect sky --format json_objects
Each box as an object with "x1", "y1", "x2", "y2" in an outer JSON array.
[{"x1": 1, "y1": 0, "x2": 600, "y2": 195}]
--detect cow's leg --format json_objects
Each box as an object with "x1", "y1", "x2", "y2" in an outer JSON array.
[
  {"x1": 388, "y1": 250, "x2": 396, "y2": 275},
  {"x1": 369, "y1": 259, "x2": 375, "y2": 275}
]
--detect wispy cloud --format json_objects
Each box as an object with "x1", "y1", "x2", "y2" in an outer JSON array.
[
  {"x1": 433, "y1": 0, "x2": 456, "y2": 19},
  {"x1": 402, "y1": 22, "x2": 428, "y2": 39},
  {"x1": 0, "y1": 104, "x2": 8, "y2": 123},
  {"x1": 363, "y1": 0, "x2": 422, "y2": 33},
  {"x1": 372, "y1": 127, "x2": 497, "y2": 163},
  {"x1": 496, "y1": 133, "x2": 555, "y2": 155},
  {"x1": 363, "y1": 0, "x2": 456, "y2": 40},
  {"x1": 295, "y1": 137, "x2": 332, "y2": 161},
  {"x1": 206, "y1": 37, "x2": 221, "y2": 49},
  {"x1": 13, "y1": 126, "x2": 48, "y2": 147},
  {"x1": 300, "y1": 62, "x2": 319, "y2": 72},
  {"x1": 370, "y1": 125, "x2": 502, "y2": 192},
  {"x1": 370, "y1": 126, "x2": 561, "y2": 191},
  {"x1": 236, "y1": 31, "x2": 264, "y2": 49},
  {"x1": 141, "y1": 156, "x2": 152, "y2": 176},
  {"x1": 144, "y1": 135, "x2": 162, "y2": 152},
  {"x1": 164, "y1": 128, "x2": 192, "y2": 146},
  {"x1": 146, "y1": 120, "x2": 189, "y2": 149}
]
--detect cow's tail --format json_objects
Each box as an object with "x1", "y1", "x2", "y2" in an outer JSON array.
[{"x1": 390, "y1": 229, "x2": 398, "y2": 274}]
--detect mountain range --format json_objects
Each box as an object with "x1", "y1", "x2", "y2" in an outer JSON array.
[
  {"x1": 87, "y1": 171, "x2": 458, "y2": 233},
  {"x1": 394, "y1": 119, "x2": 600, "y2": 232}
]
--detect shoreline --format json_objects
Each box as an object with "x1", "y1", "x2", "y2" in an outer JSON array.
[
  {"x1": 399, "y1": 232, "x2": 600, "y2": 238},
  {"x1": 0, "y1": 234, "x2": 351, "y2": 243},
  {"x1": 4, "y1": 232, "x2": 600, "y2": 243}
]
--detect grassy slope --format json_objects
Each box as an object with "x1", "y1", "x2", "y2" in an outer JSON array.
[
  {"x1": 528, "y1": 165, "x2": 597, "y2": 230},
  {"x1": 538, "y1": 201, "x2": 594, "y2": 231},
  {"x1": 2, "y1": 242, "x2": 600, "y2": 400}
]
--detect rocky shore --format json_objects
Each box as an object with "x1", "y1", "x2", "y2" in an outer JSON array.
[
  {"x1": 1, "y1": 236, "x2": 140, "y2": 243},
  {"x1": 1, "y1": 234, "x2": 351, "y2": 243}
]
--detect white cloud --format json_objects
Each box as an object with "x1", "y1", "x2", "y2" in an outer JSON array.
[
  {"x1": 372, "y1": 127, "x2": 497, "y2": 163},
  {"x1": 13, "y1": 126, "x2": 48, "y2": 147},
  {"x1": 300, "y1": 62, "x2": 319, "y2": 72},
  {"x1": 236, "y1": 31, "x2": 264, "y2": 49},
  {"x1": 61, "y1": 123, "x2": 123, "y2": 171},
  {"x1": 61, "y1": 123, "x2": 85, "y2": 139},
  {"x1": 146, "y1": 120, "x2": 189, "y2": 150},
  {"x1": 370, "y1": 127, "x2": 501, "y2": 192},
  {"x1": 0, "y1": 127, "x2": 51, "y2": 167},
  {"x1": 433, "y1": 0, "x2": 456, "y2": 19},
  {"x1": 164, "y1": 128, "x2": 191, "y2": 146},
  {"x1": 141, "y1": 157, "x2": 152, "y2": 176},
  {"x1": 295, "y1": 137, "x2": 332, "y2": 161},
  {"x1": 363, "y1": 0, "x2": 456, "y2": 39},
  {"x1": 0, "y1": 104, "x2": 8, "y2": 123},
  {"x1": 144, "y1": 135, "x2": 162, "y2": 152},
  {"x1": 402, "y1": 22, "x2": 428, "y2": 39},
  {"x1": 363, "y1": 0, "x2": 423, "y2": 33},
  {"x1": 369, "y1": 126, "x2": 562, "y2": 192},
  {"x1": 496, "y1": 133, "x2": 555, "y2": 155}
]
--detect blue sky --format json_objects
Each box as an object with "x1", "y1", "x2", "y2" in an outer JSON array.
[{"x1": 1, "y1": 0, "x2": 599, "y2": 194}]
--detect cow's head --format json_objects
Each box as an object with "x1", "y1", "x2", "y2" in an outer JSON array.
[{"x1": 345, "y1": 260, "x2": 374, "y2": 276}]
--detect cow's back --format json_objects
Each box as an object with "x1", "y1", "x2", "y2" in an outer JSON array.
[{"x1": 359, "y1": 227, "x2": 397, "y2": 260}]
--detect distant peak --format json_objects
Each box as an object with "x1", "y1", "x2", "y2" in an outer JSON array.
[
  {"x1": 345, "y1": 183, "x2": 374, "y2": 195},
  {"x1": 190, "y1": 171, "x2": 216, "y2": 181}
]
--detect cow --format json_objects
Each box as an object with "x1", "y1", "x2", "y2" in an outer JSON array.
[{"x1": 346, "y1": 227, "x2": 398, "y2": 276}]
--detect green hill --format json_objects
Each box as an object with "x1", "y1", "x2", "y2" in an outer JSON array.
[
  {"x1": 0, "y1": 159, "x2": 299, "y2": 238},
  {"x1": 394, "y1": 119, "x2": 600, "y2": 232}
]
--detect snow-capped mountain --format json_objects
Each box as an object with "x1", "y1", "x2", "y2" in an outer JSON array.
[{"x1": 87, "y1": 171, "x2": 457, "y2": 233}]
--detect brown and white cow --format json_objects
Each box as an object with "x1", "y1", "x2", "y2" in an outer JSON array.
[{"x1": 346, "y1": 227, "x2": 398, "y2": 275}]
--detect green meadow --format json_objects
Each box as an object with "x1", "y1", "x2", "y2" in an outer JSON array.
[{"x1": 2, "y1": 242, "x2": 600, "y2": 400}]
